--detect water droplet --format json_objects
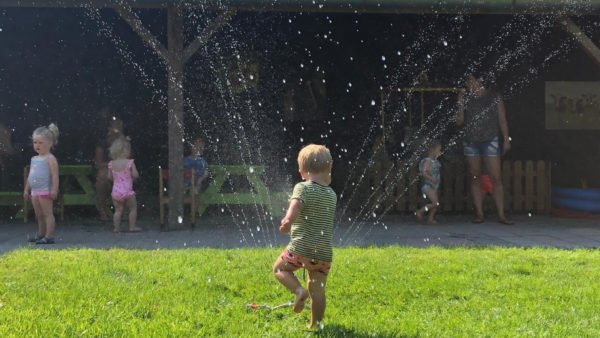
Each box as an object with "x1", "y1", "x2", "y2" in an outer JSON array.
[
  {"x1": 381, "y1": 55, "x2": 386, "y2": 61},
  {"x1": 177, "y1": 216, "x2": 183, "y2": 224},
  {"x1": 155, "y1": 240, "x2": 159, "y2": 244},
  {"x1": 249, "y1": 167, "x2": 255, "y2": 173},
  {"x1": 257, "y1": 226, "x2": 261, "y2": 232},
  {"x1": 249, "y1": 75, "x2": 254, "y2": 80},
  {"x1": 443, "y1": 40, "x2": 448, "y2": 46},
  {"x1": 183, "y1": 242, "x2": 187, "y2": 247},
  {"x1": 207, "y1": 277, "x2": 211, "y2": 283},
  {"x1": 528, "y1": 213, "x2": 532, "y2": 217},
  {"x1": 371, "y1": 100, "x2": 376, "y2": 106}
]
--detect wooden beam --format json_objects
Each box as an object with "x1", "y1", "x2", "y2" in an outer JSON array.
[
  {"x1": 115, "y1": 5, "x2": 169, "y2": 62},
  {"x1": 166, "y1": 5, "x2": 186, "y2": 229},
  {"x1": 183, "y1": 10, "x2": 235, "y2": 64},
  {"x1": 560, "y1": 16, "x2": 600, "y2": 68},
  {"x1": 3, "y1": 0, "x2": 600, "y2": 15}
]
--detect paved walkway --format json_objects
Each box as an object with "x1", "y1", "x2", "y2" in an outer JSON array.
[{"x1": 1, "y1": 214, "x2": 600, "y2": 255}]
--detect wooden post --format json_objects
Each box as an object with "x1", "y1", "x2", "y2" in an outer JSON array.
[
  {"x1": 166, "y1": 5, "x2": 185, "y2": 229},
  {"x1": 560, "y1": 17, "x2": 600, "y2": 69}
]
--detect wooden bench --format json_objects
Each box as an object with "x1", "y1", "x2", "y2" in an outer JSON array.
[
  {"x1": 158, "y1": 168, "x2": 196, "y2": 225},
  {"x1": 23, "y1": 164, "x2": 97, "y2": 222},
  {"x1": 199, "y1": 165, "x2": 286, "y2": 217}
]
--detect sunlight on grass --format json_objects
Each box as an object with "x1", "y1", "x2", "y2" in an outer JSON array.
[{"x1": 1, "y1": 247, "x2": 599, "y2": 337}]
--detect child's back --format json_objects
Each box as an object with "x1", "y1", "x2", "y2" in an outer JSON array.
[{"x1": 288, "y1": 181, "x2": 337, "y2": 263}]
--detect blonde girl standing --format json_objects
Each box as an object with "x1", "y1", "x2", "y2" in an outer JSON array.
[{"x1": 24, "y1": 123, "x2": 60, "y2": 244}]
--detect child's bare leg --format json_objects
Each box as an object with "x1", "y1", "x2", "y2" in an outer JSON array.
[
  {"x1": 31, "y1": 197, "x2": 46, "y2": 237},
  {"x1": 273, "y1": 256, "x2": 309, "y2": 313},
  {"x1": 425, "y1": 190, "x2": 439, "y2": 224},
  {"x1": 38, "y1": 198, "x2": 55, "y2": 238},
  {"x1": 127, "y1": 196, "x2": 141, "y2": 231},
  {"x1": 307, "y1": 270, "x2": 328, "y2": 329},
  {"x1": 112, "y1": 198, "x2": 124, "y2": 232}
]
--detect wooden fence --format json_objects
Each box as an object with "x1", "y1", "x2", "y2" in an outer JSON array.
[{"x1": 347, "y1": 160, "x2": 551, "y2": 214}]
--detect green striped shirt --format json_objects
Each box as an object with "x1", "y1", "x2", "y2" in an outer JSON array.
[{"x1": 287, "y1": 181, "x2": 337, "y2": 262}]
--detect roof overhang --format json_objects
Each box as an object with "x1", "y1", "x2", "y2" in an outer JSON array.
[{"x1": 1, "y1": 0, "x2": 599, "y2": 14}]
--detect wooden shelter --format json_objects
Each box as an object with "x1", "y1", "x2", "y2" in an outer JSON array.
[{"x1": 2, "y1": 0, "x2": 599, "y2": 228}]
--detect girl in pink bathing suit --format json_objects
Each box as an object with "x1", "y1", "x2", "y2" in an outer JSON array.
[{"x1": 107, "y1": 136, "x2": 141, "y2": 233}]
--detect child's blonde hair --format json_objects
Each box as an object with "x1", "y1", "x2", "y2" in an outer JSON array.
[
  {"x1": 428, "y1": 139, "x2": 442, "y2": 153},
  {"x1": 297, "y1": 144, "x2": 332, "y2": 174},
  {"x1": 109, "y1": 136, "x2": 131, "y2": 159},
  {"x1": 33, "y1": 123, "x2": 60, "y2": 147}
]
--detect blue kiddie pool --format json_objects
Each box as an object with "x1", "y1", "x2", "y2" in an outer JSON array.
[{"x1": 552, "y1": 187, "x2": 600, "y2": 213}]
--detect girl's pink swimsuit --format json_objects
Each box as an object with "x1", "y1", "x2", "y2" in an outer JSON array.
[{"x1": 108, "y1": 159, "x2": 135, "y2": 201}]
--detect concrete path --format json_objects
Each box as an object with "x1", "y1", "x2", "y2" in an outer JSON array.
[{"x1": 2, "y1": 214, "x2": 600, "y2": 255}]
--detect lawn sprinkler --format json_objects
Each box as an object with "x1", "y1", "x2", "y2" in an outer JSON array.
[{"x1": 246, "y1": 300, "x2": 294, "y2": 311}]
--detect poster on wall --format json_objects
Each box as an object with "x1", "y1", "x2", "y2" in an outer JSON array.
[{"x1": 545, "y1": 81, "x2": 600, "y2": 130}]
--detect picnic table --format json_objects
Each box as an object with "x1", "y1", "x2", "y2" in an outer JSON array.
[
  {"x1": 0, "y1": 164, "x2": 97, "y2": 221},
  {"x1": 199, "y1": 165, "x2": 288, "y2": 217}
]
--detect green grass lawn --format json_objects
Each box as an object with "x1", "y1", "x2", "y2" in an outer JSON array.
[{"x1": 1, "y1": 247, "x2": 600, "y2": 337}]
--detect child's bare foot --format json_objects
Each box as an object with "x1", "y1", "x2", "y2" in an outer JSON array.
[
  {"x1": 415, "y1": 209, "x2": 424, "y2": 221},
  {"x1": 307, "y1": 321, "x2": 324, "y2": 331},
  {"x1": 112, "y1": 227, "x2": 121, "y2": 233},
  {"x1": 293, "y1": 287, "x2": 309, "y2": 313},
  {"x1": 129, "y1": 227, "x2": 142, "y2": 232},
  {"x1": 427, "y1": 219, "x2": 438, "y2": 225}
]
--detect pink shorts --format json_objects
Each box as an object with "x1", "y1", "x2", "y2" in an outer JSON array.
[
  {"x1": 31, "y1": 190, "x2": 52, "y2": 200},
  {"x1": 280, "y1": 249, "x2": 331, "y2": 275}
]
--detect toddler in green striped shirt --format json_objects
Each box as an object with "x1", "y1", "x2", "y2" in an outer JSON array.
[{"x1": 273, "y1": 144, "x2": 337, "y2": 330}]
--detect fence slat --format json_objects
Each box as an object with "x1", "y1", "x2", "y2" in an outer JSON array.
[
  {"x1": 513, "y1": 161, "x2": 523, "y2": 211},
  {"x1": 395, "y1": 168, "x2": 408, "y2": 213},
  {"x1": 442, "y1": 162, "x2": 454, "y2": 211},
  {"x1": 536, "y1": 161, "x2": 547, "y2": 213},
  {"x1": 455, "y1": 161, "x2": 466, "y2": 211},
  {"x1": 525, "y1": 161, "x2": 535, "y2": 211},
  {"x1": 408, "y1": 166, "x2": 419, "y2": 212},
  {"x1": 502, "y1": 160, "x2": 512, "y2": 211}
]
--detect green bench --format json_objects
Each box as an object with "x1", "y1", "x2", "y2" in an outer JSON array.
[
  {"x1": 16, "y1": 165, "x2": 96, "y2": 221},
  {"x1": 199, "y1": 165, "x2": 288, "y2": 217}
]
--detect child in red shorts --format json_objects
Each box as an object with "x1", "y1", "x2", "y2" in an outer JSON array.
[{"x1": 272, "y1": 144, "x2": 337, "y2": 330}]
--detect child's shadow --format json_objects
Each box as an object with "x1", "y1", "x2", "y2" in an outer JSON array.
[{"x1": 316, "y1": 324, "x2": 402, "y2": 338}]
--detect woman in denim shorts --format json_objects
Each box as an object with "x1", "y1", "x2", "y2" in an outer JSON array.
[{"x1": 457, "y1": 74, "x2": 513, "y2": 225}]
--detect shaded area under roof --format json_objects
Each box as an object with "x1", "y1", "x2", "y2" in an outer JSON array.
[{"x1": 1, "y1": 0, "x2": 599, "y2": 14}]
